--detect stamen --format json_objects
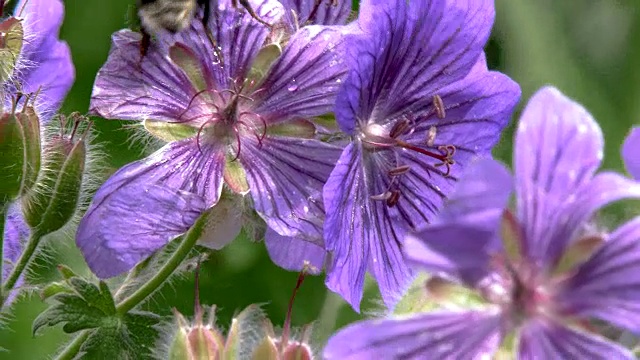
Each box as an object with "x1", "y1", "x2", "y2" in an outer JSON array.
[
  {"x1": 175, "y1": 89, "x2": 220, "y2": 123},
  {"x1": 386, "y1": 190, "x2": 400, "y2": 207},
  {"x1": 230, "y1": 124, "x2": 243, "y2": 161},
  {"x1": 433, "y1": 145, "x2": 456, "y2": 176},
  {"x1": 432, "y1": 94, "x2": 445, "y2": 119},
  {"x1": 389, "y1": 118, "x2": 411, "y2": 139},
  {"x1": 388, "y1": 165, "x2": 411, "y2": 176},
  {"x1": 234, "y1": 0, "x2": 272, "y2": 27},
  {"x1": 426, "y1": 126, "x2": 437, "y2": 146},
  {"x1": 370, "y1": 191, "x2": 392, "y2": 201}
]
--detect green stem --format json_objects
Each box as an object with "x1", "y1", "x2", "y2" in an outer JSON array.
[
  {"x1": 1, "y1": 229, "x2": 43, "y2": 306},
  {"x1": 54, "y1": 214, "x2": 207, "y2": 359},
  {"x1": 0, "y1": 203, "x2": 6, "y2": 304},
  {"x1": 54, "y1": 330, "x2": 89, "y2": 360},
  {"x1": 116, "y1": 215, "x2": 205, "y2": 315}
]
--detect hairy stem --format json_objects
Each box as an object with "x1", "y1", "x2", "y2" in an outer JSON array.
[
  {"x1": 0, "y1": 203, "x2": 6, "y2": 304},
  {"x1": 116, "y1": 216, "x2": 205, "y2": 314},
  {"x1": 54, "y1": 330, "x2": 89, "y2": 360},
  {"x1": 1, "y1": 229, "x2": 43, "y2": 307}
]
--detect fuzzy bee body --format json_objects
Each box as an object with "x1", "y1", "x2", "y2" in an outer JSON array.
[{"x1": 137, "y1": 0, "x2": 205, "y2": 34}]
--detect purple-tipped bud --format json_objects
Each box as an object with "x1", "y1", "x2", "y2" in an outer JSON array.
[
  {"x1": 22, "y1": 113, "x2": 88, "y2": 234},
  {"x1": 168, "y1": 307, "x2": 225, "y2": 360}
]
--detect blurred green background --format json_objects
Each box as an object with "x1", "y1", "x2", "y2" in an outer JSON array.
[{"x1": 2, "y1": 0, "x2": 640, "y2": 358}]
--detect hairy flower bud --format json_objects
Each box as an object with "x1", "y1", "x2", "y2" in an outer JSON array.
[
  {"x1": 168, "y1": 307, "x2": 225, "y2": 360},
  {"x1": 0, "y1": 113, "x2": 24, "y2": 204},
  {"x1": 17, "y1": 103, "x2": 42, "y2": 195},
  {"x1": 22, "y1": 114, "x2": 89, "y2": 234},
  {"x1": 0, "y1": 16, "x2": 24, "y2": 82}
]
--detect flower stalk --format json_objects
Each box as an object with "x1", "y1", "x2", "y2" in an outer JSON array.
[{"x1": 0, "y1": 229, "x2": 43, "y2": 306}]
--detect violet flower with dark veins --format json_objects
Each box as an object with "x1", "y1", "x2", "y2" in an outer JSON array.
[
  {"x1": 1, "y1": 0, "x2": 74, "y2": 307},
  {"x1": 322, "y1": 0, "x2": 520, "y2": 311},
  {"x1": 78, "y1": 0, "x2": 345, "y2": 278},
  {"x1": 325, "y1": 87, "x2": 640, "y2": 359}
]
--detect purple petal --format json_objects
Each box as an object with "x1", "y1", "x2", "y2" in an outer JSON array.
[
  {"x1": 2, "y1": 203, "x2": 28, "y2": 307},
  {"x1": 518, "y1": 319, "x2": 633, "y2": 359},
  {"x1": 555, "y1": 216, "x2": 640, "y2": 333},
  {"x1": 240, "y1": 135, "x2": 341, "y2": 241},
  {"x1": 279, "y1": 0, "x2": 350, "y2": 30},
  {"x1": 76, "y1": 140, "x2": 223, "y2": 278},
  {"x1": 402, "y1": 159, "x2": 512, "y2": 285},
  {"x1": 542, "y1": 172, "x2": 640, "y2": 267},
  {"x1": 89, "y1": 30, "x2": 203, "y2": 121},
  {"x1": 622, "y1": 127, "x2": 640, "y2": 180},
  {"x1": 264, "y1": 228, "x2": 325, "y2": 273},
  {"x1": 404, "y1": 223, "x2": 495, "y2": 287},
  {"x1": 211, "y1": 0, "x2": 284, "y2": 84},
  {"x1": 13, "y1": 0, "x2": 74, "y2": 120},
  {"x1": 434, "y1": 158, "x2": 513, "y2": 228},
  {"x1": 323, "y1": 144, "x2": 412, "y2": 311},
  {"x1": 324, "y1": 311, "x2": 502, "y2": 360},
  {"x1": 337, "y1": 0, "x2": 495, "y2": 133},
  {"x1": 253, "y1": 25, "x2": 347, "y2": 122},
  {"x1": 514, "y1": 86, "x2": 605, "y2": 266}
]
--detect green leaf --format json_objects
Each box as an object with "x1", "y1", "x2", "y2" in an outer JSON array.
[
  {"x1": 32, "y1": 278, "x2": 116, "y2": 336},
  {"x1": 79, "y1": 311, "x2": 161, "y2": 360}
]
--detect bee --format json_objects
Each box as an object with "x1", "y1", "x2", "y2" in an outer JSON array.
[{"x1": 136, "y1": 0, "x2": 269, "y2": 58}]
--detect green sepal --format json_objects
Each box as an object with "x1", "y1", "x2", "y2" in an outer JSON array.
[
  {"x1": 57, "y1": 264, "x2": 79, "y2": 280},
  {"x1": 39, "y1": 281, "x2": 73, "y2": 301},
  {"x1": 247, "y1": 43, "x2": 282, "y2": 84},
  {"x1": 266, "y1": 119, "x2": 316, "y2": 139},
  {"x1": 251, "y1": 338, "x2": 279, "y2": 360},
  {"x1": 223, "y1": 159, "x2": 250, "y2": 195},
  {"x1": 17, "y1": 106, "x2": 42, "y2": 195},
  {"x1": 0, "y1": 113, "x2": 24, "y2": 203},
  {"x1": 22, "y1": 133, "x2": 86, "y2": 234},
  {"x1": 143, "y1": 119, "x2": 198, "y2": 142},
  {"x1": 169, "y1": 42, "x2": 209, "y2": 93}
]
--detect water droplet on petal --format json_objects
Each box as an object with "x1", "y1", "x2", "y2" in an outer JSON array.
[{"x1": 288, "y1": 84, "x2": 298, "y2": 92}]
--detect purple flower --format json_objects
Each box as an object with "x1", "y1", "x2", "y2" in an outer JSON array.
[
  {"x1": 623, "y1": 127, "x2": 640, "y2": 180},
  {"x1": 2, "y1": 0, "x2": 74, "y2": 306},
  {"x1": 320, "y1": 0, "x2": 520, "y2": 311},
  {"x1": 324, "y1": 87, "x2": 640, "y2": 359},
  {"x1": 78, "y1": 0, "x2": 346, "y2": 278}
]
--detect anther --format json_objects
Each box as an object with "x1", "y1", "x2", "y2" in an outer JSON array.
[
  {"x1": 389, "y1": 118, "x2": 412, "y2": 139},
  {"x1": 388, "y1": 165, "x2": 411, "y2": 176},
  {"x1": 432, "y1": 94, "x2": 445, "y2": 119},
  {"x1": 386, "y1": 190, "x2": 400, "y2": 207},
  {"x1": 426, "y1": 126, "x2": 437, "y2": 146},
  {"x1": 370, "y1": 191, "x2": 392, "y2": 201}
]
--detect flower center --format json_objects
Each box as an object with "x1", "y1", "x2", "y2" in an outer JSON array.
[
  {"x1": 360, "y1": 95, "x2": 456, "y2": 207},
  {"x1": 174, "y1": 82, "x2": 267, "y2": 160}
]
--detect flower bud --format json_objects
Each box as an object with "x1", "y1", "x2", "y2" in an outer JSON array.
[
  {"x1": 22, "y1": 114, "x2": 88, "y2": 234},
  {"x1": 0, "y1": 113, "x2": 24, "y2": 204},
  {"x1": 16, "y1": 104, "x2": 42, "y2": 195},
  {"x1": 168, "y1": 307, "x2": 225, "y2": 360}
]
